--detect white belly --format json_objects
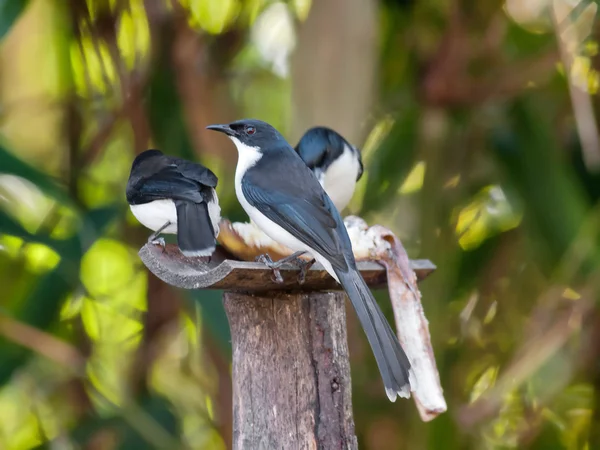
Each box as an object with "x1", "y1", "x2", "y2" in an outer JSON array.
[
  {"x1": 130, "y1": 200, "x2": 178, "y2": 234},
  {"x1": 240, "y1": 192, "x2": 337, "y2": 282},
  {"x1": 319, "y1": 146, "x2": 360, "y2": 211},
  {"x1": 207, "y1": 190, "x2": 222, "y2": 237},
  {"x1": 232, "y1": 143, "x2": 337, "y2": 281}
]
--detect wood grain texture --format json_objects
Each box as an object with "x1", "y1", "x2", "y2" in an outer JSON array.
[
  {"x1": 224, "y1": 291, "x2": 357, "y2": 450},
  {"x1": 138, "y1": 243, "x2": 436, "y2": 292}
]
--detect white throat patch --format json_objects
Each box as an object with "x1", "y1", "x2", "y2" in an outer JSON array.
[{"x1": 230, "y1": 136, "x2": 262, "y2": 185}]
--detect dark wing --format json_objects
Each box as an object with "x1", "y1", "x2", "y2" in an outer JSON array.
[
  {"x1": 242, "y1": 149, "x2": 351, "y2": 271},
  {"x1": 170, "y1": 158, "x2": 218, "y2": 188},
  {"x1": 128, "y1": 164, "x2": 206, "y2": 204}
]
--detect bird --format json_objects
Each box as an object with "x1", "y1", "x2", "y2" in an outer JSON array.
[
  {"x1": 207, "y1": 119, "x2": 412, "y2": 401},
  {"x1": 126, "y1": 149, "x2": 221, "y2": 257},
  {"x1": 295, "y1": 126, "x2": 364, "y2": 211}
]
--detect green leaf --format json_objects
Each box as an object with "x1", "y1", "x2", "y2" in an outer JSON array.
[
  {"x1": 0, "y1": 205, "x2": 119, "y2": 385},
  {"x1": 0, "y1": 144, "x2": 71, "y2": 204},
  {"x1": 146, "y1": 30, "x2": 195, "y2": 161},
  {"x1": 35, "y1": 395, "x2": 180, "y2": 449},
  {"x1": 187, "y1": 290, "x2": 231, "y2": 356},
  {"x1": 118, "y1": 395, "x2": 180, "y2": 450},
  {"x1": 491, "y1": 98, "x2": 599, "y2": 276},
  {"x1": 0, "y1": 0, "x2": 29, "y2": 40},
  {"x1": 361, "y1": 104, "x2": 420, "y2": 214},
  {"x1": 0, "y1": 210, "x2": 56, "y2": 249}
]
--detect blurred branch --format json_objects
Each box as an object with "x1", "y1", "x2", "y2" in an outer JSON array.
[
  {"x1": 422, "y1": 4, "x2": 559, "y2": 106},
  {"x1": 457, "y1": 286, "x2": 594, "y2": 428},
  {"x1": 552, "y1": 4, "x2": 600, "y2": 173},
  {"x1": 170, "y1": 5, "x2": 238, "y2": 164},
  {"x1": 129, "y1": 272, "x2": 181, "y2": 396},
  {"x1": 204, "y1": 329, "x2": 232, "y2": 450},
  {"x1": 0, "y1": 314, "x2": 84, "y2": 369}
]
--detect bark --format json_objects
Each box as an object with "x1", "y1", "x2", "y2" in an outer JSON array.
[{"x1": 223, "y1": 291, "x2": 358, "y2": 450}]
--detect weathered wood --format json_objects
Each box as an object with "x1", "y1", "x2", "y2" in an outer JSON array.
[
  {"x1": 139, "y1": 243, "x2": 436, "y2": 291},
  {"x1": 137, "y1": 240, "x2": 440, "y2": 448},
  {"x1": 224, "y1": 290, "x2": 357, "y2": 450}
]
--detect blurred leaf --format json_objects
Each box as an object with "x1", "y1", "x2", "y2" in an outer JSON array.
[
  {"x1": 0, "y1": 259, "x2": 74, "y2": 385},
  {"x1": 146, "y1": 30, "x2": 195, "y2": 161},
  {"x1": 0, "y1": 210, "x2": 55, "y2": 249},
  {"x1": 0, "y1": 0, "x2": 29, "y2": 40},
  {"x1": 35, "y1": 395, "x2": 179, "y2": 449},
  {"x1": 187, "y1": 290, "x2": 231, "y2": 355},
  {"x1": 118, "y1": 395, "x2": 180, "y2": 450},
  {"x1": 0, "y1": 205, "x2": 119, "y2": 386},
  {"x1": 0, "y1": 145, "x2": 70, "y2": 204},
  {"x1": 361, "y1": 104, "x2": 419, "y2": 214},
  {"x1": 491, "y1": 98, "x2": 598, "y2": 275}
]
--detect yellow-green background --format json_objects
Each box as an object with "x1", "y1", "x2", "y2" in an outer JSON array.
[{"x1": 0, "y1": 0, "x2": 599, "y2": 448}]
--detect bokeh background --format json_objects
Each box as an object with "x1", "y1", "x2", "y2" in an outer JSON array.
[{"x1": 1, "y1": 0, "x2": 599, "y2": 448}]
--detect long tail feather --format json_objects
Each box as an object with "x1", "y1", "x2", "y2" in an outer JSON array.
[{"x1": 336, "y1": 268, "x2": 412, "y2": 401}]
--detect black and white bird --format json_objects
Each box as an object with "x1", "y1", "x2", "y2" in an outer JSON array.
[
  {"x1": 295, "y1": 126, "x2": 364, "y2": 211},
  {"x1": 207, "y1": 119, "x2": 412, "y2": 401},
  {"x1": 126, "y1": 149, "x2": 221, "y2": 257}
]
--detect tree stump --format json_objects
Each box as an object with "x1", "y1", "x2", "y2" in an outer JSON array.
[
  {"x1": 225, "y1": 291, "x2": 356, "y2": 449},
  {"x1": 138, "y1": 243, "x2": 436, "y2": 449}
]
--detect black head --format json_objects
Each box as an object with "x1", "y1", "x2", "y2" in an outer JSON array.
[
  {"x1": 131, "y1": 149, "x2": 164, "y2": 170},
  {"x1": 296, "y1": 127, "x2": 364, "y2": 181},
  {"x1": 206, "y1": 119, "x2": 285, "y2": 149},
  {"x1": 296, "y1": 127, "x2": 350, "y2": 157}
]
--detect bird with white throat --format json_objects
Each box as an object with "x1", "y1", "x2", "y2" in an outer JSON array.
[{"x1": 207, "y1": 119, "x2": 414, "y2": 402}]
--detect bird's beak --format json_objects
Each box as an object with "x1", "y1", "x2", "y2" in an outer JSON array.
[{"x1": 206, "y1": 124, "x2": 236, "y2": 137}]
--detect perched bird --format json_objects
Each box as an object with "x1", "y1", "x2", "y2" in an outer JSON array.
[
  {"x1": 207, "y1": 119, "x2": 412, "y2": 401},
  {"x1": 126, "y1": 149, "x2": 221, "y2": 257},
  {"x1": 295, "y1": 126, "x2": 364, "y2": 211}
]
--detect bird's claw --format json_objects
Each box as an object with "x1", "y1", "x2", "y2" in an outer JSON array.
[
  {"x1": 150, "y1": 237, "x2": 166, "y2": 252},
  {"x1": 296, "y1": 258, "x2": 316, "y2": 285},
  {"x1": 256, "y1": 253, "x2": 314, "y2": 285},
  {"x1": 256, "y1": 254, "x2": 285, "y2": 284},
  {"x1": 271, "y1": 269, "x2": 284, "y2": 284},
  {"x1": 256, "y1": 253, "x2": 275, "y2": 266}
]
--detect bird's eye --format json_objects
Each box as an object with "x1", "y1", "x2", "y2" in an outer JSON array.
[{"x1": 246, "y1": 126, "x2": 256, "y2": 135}]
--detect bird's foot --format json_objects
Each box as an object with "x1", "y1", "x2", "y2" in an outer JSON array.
[
  {"x1": 296, "y1": 258, "x2": 316, "y2": 285},
  {"x1": 256, "y1": 254, "x2": 284, "y2": 284},
  {"x1": 150, "y1": 237, "x2": 167, "y2": 253},
  {"x1": 147, "y1": 222, "x2": 171, "y2": 248},
  {"x1": 255, "y1": 251, "x2": 311, "y2": 285}
]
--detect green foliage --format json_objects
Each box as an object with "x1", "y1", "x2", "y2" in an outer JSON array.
[{"x1": 1, "y1": 0, "x2": 600, "y2": 449}]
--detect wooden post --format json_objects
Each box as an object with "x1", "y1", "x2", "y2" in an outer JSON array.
[
  {"x1": 225, "y1": 291, "x2": 356, "y2": 449},
  {"x1": 138, "y1": 243, "x2": 436, "y2": 449}
]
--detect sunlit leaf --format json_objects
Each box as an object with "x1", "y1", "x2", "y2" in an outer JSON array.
[
  {"x1": 0, "y1": 145, "x2": 70, "y2": 204},
  {"x1": 186, "y1": 290, "x2": 231, "y2": 355},
  {"x1": 186, "y1": 0, "x2": 240, "y2": 34},
  {"x1": 0, "y1": 205, "x2": 118, "y2": 386},
  {"x1": 399, "y1": 161, "x2": 425, "y2": 194},
  {"x1": 361, "y1": 104, "x2": 419, "y2": 214},
  {"x1": 23, "y1": 243, "x2": 61, "y2": 274},
  {"x1": 116, "y1": 0, "x2": 151, "y2": 70},
  {"x1": 80, "y1": 238, "x2": 137, "y2": 298}
]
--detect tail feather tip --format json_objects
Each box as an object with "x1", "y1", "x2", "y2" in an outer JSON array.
[
  {"x1": 386, "y1": 383, "x2": 412, "y2": 402},
  {"x1": 181, "y1": 246, "x2": 215, "y2": 257},
  {"x1": 385, "y1": 388, "x2": 398, "y2": 402}
]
